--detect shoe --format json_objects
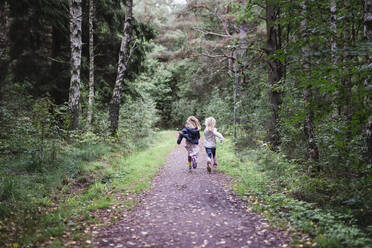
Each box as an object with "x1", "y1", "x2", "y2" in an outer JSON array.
[
  {"x1": 192, "y1": 156, "x2": 197, "y2": 169},
  {"x1": 188, "y1": 162, "x2": 192, "y2": 171},
  {"x1": 213, "y1": 161, "x2": 218, "y2": 167}
]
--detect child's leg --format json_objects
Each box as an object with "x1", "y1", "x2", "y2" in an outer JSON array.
[
  {"x1": 191, "y1": 154, "x2": 197, "y2": 168},
  {"x1": 190, "y1": 145, "x2": 199, "y2": 169},
  {"x1": 205, "y1": 148, "x2": 212, "y2": 172},
  {"x1": 205, "y1": 148, "x2": 213, "y2": 160},
  {"x1": 188, "y1": 155, "x2": 192, "y2": 169},
  {"x1": 212, "y1": 148, "x2": 218, "y2": 166}
]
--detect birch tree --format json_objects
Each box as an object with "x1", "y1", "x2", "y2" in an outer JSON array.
[
  {"x1": 301, "y1": 0, "x2": 319, "y2": 163},
  {"x1": 109, "y1": 0, "x2": 133, "y2": 134},
  {"x1": 68, "y1": 0, "x2": 82, "y2": 130},
  {"x1": 87, "y1": 0, "x2": 94, "y2": 128}
]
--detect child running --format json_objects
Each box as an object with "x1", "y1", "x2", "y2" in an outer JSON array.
[
  {"x1": 204, "y1": 117, "x2": 224, "y2": 172},
  {"x1": 177, "y1": 116, "x2": 201, "y2": 171}
]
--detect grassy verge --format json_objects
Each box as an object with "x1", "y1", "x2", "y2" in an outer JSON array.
[
  {"x1": 217, "y1": 139, "x2": 372, "y2": 248},
  {"x1": 0, "y1": 131, "x2": 176, "y2": 247}
]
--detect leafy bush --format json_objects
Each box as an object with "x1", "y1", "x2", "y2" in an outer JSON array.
[{"x1": 218, "y1": 140, "x2": 372, "y2": 248}]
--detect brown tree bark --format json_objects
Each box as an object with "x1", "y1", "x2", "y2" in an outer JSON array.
[
  {"x1": 109, "y1": 0, "x2": 133, "y2": 135},
  {"x1": 0, "y1": 1, "x2": 9, "y2": 104},
  {"x1": 233, "y1": 47, "x2": 238, "y2": 139},
  {"x1": 68, "y1": 0, "x2": 82, "y2": 130},
  {"x1": 343, "y1": 0, "x2": 352, "y2": 140},
  {"x1": 330, "y1": 0, "x2": 337, "y2": 66},
  {"x1": 87, "y1": 0, "x2": 94, "y2": 128},
  {"x1": 364, "y1": 0, "x2": 372, "y2": 163},
  {"x1": 301, "y1": 0, "x2": 319, "y2": 163},
  {"x1": 266, "y1": 1, "x2": 283, "y2": 149}
]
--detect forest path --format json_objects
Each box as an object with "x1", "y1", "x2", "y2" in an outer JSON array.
[{"x1": 93, "y1": 138, "x2": 291, "y2": 248}]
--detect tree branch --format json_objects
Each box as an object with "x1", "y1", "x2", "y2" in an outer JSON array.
[{"x1": 191, "y1": 27, "x2": 232, "y2": 38}]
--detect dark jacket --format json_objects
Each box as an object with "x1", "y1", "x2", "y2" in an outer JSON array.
[{"x1": 177, "y1": 127, "x2": 200, "y2": 144}]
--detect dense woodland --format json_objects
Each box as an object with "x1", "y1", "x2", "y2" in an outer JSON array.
[{"x1": 0, "y1": 0, "x2": 371, "y2": 247}]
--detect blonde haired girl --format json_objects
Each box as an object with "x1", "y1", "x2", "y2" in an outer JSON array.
[
  {"x1": 204, "y1": 117, "x2": 224, "y2": 172},
  {"x1": 177, "y1": 116, "x2": 201, "y2": 170}
]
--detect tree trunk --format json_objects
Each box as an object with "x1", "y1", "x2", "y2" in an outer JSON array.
[
  {"x1": 68, "y1": 0, "x2": 82, "y2": 130},
  {"x1": 266, "y1": 1, "x2": 282, "y2": 149},
  {"x1": 0, "y1": 1, "x2": 8, "y2": 54},
  {"x1": 233, "y1": 47, "x2": 238, "y2": 139},
  {"x1": 109, "y1": 0, "x2": 133, "y2": 135},
  {"x1": 330, "y1": 0, "x2": 337, "y2": 65},
  {"x1": 87, "y1": 0, "x2": 94, "y2": 128},
  {"x1": 343, "y1": 0, "x2": 352, "y2": 140},
  {"x1": 238, "y1": 0, "x2": 249, "y2": 85},
  {"x1": 364, "y1": 0, "x2": 372, "y2": 163},
  {"x1": 301, "y1": 0, "x2": 319, "y2": 163},
  {"x1": 0, "y1": 1, "x2": 9, "y2": 104}
]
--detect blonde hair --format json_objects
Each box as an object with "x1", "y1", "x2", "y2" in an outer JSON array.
[
  {"x1": 205, "y1": 117, "x2": 216, "y2": 132},
  {"x1": 185, "y1": 116, "x2": 201, "y2": 130}
]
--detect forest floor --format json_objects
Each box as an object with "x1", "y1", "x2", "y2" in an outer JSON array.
[{"x1": 91, "y1": 136, "x2": 291, "y2": 248}]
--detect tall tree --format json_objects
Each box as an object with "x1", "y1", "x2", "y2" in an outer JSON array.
[
  {"x1": 87, "y1": 0, "x2": 94, "y2": 128},
  {"x1": 109, "y1": 0, "x2": 133, "y2": 134},
  {"x1": 0, "y1": 0, "x2": 8, "y2": 55},
  {"x1": 69, "y1": 0, "x2": 82, "y2": 129},
  {"x1": 330, "y1": 0, "x2": 337, "y2": 66},
  {"x1": 265, "y1": 0, "x2": 283, "y2": 149},
  {"x1": 343, "y1": 0, "x2": 352, "y2": 139},
  {"x1": 365, "y1": 0, "x2": 372, "y2": 163},
  {"x1": 233, "y1": 46, "x2": 238, "y2": 139},
  {"x1": 0, "y1": 1, "x2": 9, "y2": 103},
  {"x1": 301, "y1": 0, "x2": 319, "y2": 163}
]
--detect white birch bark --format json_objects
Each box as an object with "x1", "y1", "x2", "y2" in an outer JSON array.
[
  {"x1": 68, "y1": 0, "x2": 82, "y2": 130},
  {"x1": 87, "y1": 0, "x2": 94, "y2": 128},
  {"x1": 109, "y1": 0, "x2": 133, "y2": 134}
]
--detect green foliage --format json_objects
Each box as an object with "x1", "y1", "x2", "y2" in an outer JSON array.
[
  {"x1": 0, "y1": 131, "x2": 175, "y2": 246},
  {"x1": 117, "y1": 95, "x2": 158, "y2": 148},
  {"x1": 218, "y1": 139, "x2": 372, "y2": 248}
]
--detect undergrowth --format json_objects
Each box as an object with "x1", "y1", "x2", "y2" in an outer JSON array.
[
  {"x1": 0, "y1": 131, "x2": 176, "y2": 247},
  {"x1": 218, "y1": 139, "x2": 372, "y2": 248}
]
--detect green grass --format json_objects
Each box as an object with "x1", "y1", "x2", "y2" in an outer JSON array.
[
  {"x1": 217, "y1": 139, "x2": 372, "y2": 248},
  {"x1": 0, "y1": 131, "x2": 176, "y2": 247}
]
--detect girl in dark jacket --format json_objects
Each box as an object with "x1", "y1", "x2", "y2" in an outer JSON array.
[{"x1": 177, "y1": 116, "x2": 201, "y2": 170}]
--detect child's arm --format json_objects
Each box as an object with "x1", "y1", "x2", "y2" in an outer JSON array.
[
  {"x1": 177, "y1": 132, "x2": 184, "y2": 144},
  {"x1": 213, "y1": 129, "x2": 224, "y2": 142}
]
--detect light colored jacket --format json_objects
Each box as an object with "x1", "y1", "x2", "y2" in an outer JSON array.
[{"x1": 204, "y1": 128, "x2": 224, "y2": 148}]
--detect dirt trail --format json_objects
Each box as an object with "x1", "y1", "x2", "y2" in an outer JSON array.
[{"x1": 93, "y1": 140, "x2": 290, "y2": 248}]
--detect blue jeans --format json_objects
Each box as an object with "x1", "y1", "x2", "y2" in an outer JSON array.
[{"x1": 205, "y1": 147, "x2": 216, "y2": 159}]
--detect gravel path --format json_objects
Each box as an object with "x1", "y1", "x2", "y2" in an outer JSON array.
[{"x1": 93, "y1": 139, "x2": 291, "y2": 248}]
